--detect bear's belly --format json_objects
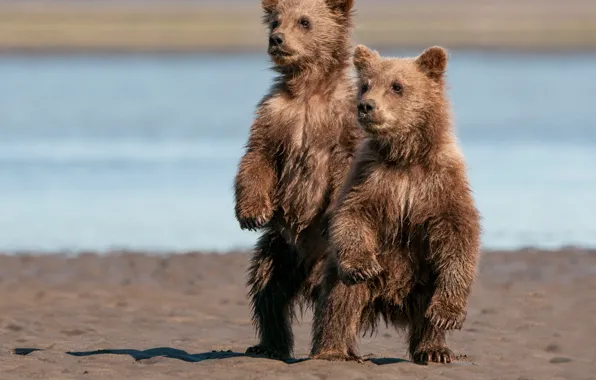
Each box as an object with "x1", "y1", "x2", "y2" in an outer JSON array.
[{"x1": 374, "y1": 251, "x2": 420, "y2": 304}]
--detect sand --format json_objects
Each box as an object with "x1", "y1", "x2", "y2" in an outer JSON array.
[{"x1": 1, "y1": 248, "x2": 595, "y2": 379}]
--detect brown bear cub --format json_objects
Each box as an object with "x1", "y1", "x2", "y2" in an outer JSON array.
[
  {"x1": 310, "y1": 45, "x2": 481, "y2": 364},
  {"x1": 234, "y1": 0, "x2": 362, "y2": 360}
]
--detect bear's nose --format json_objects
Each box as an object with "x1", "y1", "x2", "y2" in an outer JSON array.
[
  {"x1": 269, "y1": 33, "x2": 285, "y2": 46},
  {"x1": 357, "y1": 99, "x2": 376, "y2": 114}
]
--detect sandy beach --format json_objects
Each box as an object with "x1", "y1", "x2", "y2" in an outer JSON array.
[{"x1": 0, "y1": 248, "x2": 594, "y2": 379}]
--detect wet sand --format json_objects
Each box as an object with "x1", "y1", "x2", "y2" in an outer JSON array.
[{"x1": 1, "y1": 248, "x2": 595, "y2": 379}]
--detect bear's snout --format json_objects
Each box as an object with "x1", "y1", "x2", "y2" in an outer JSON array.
[
  {"x1": 357, "y1": 99, "x2": 376, "y2": 115},
  {"x1": 269, "y1": 33, "x2": 285, "y2": 47}
]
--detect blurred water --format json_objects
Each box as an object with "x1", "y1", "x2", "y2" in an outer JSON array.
[{"x1": 0, "y1": 52, "x2": 595, "y2": 252}]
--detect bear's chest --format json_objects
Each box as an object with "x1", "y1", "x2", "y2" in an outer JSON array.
[
  {"x1": 267, "y1": 94, "x2": 340, "y2": 151},
  {"x1": 369, "y1": 168, "x2": 429, "y2": 244},
  {"x1": 266, "y1": 95, "x2": 343, "y2": 230}
]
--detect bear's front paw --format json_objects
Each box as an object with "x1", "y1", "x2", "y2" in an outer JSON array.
[
  {"x1": 236, "y1": 196, "x2": 274, "y2": 231},
  {"x1": 425, "y1": 299, "x2": 466, "y2": 330},
  {"x1": 338, "y1": 256, "x2": 383, "y2": 285},
  {"x1": 238, "y1": 214, "x2": 272, "y2": 231}
]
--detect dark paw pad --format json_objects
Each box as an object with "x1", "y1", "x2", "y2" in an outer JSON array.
[{"x1": 413, "y1": 347, "x2": 454, "y2": 364}]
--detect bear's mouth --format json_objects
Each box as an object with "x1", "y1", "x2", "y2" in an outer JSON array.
[
  {"x1": 358, "y1": 112, "x2": 383, "y2": 132},
  {"x1": 358, "y1": 112, "x2": 375, "y2": 124},
  {"x1": 268, "y1": 46, "x2": 293, "y2": 58}
]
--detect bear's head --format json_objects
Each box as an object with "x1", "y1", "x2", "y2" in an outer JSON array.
[
  {"x1": 353, "y1": 45, "x2": 449, "y2": 144},
  {"x1": 261, "y1": 0, "x2": 354, "y2": 69}
]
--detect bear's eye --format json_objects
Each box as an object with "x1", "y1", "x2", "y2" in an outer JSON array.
[
  {"x1": 391, "y1": 82, "x2": 403, "y2": 94},
  {"x1": 360, "y1": 82, "x2": 369, "y2": 94},
  {"x1": 271, "y1": 20, "x2": 280, "y2": 29},
  {"x1": 298, "y1": 17, "x2": 311, "y2": 29}
]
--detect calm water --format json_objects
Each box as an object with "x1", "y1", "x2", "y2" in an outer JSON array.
[{"x1": 1, "y1": 52, "x2": 595, "y2": 252}]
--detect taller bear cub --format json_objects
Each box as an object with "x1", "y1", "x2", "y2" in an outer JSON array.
[
  {"x1": 311, "y1": 45, "x2": 481, "y2": 364},
  {"x1": 234, "y1": 0, "x2": 361, "y2": 360}
]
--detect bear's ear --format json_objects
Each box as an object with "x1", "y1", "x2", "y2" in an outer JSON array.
[
  {"x1": 261, "y1": 0, "x2": 279, "y2": 15},
  {"x1": 415, "y1": 46, "x2": 448, "y2": 81},
  {"x1": 353, "y1": 45, "x2": 380, "y2": 73},
  {"x1": 326, "y1": 0, "x2": 355, "y2": 18}
]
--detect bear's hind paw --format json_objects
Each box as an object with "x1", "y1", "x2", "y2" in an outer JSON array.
[
  {"x1": 246, "y1": 345, "x2": 290, "y2": 361},
  {"x1": 310, "y1": 351, "x2": 364, "y2": 363},
  {"x1": 412, "y1": 346, "x2": 454, "y2": 365}
]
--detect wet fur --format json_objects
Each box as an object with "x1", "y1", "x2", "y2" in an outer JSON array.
[
  {"x1": 234, "y1": 0, "x2": 361, "y2": 360},
  {"x1": 311, "y1": 46, "x2": 481, "y2": 364}
]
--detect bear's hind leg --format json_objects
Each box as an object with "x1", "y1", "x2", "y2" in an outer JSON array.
[
  {"x1": 310, "y1": 270, "x2": 370, "y2": 362},
  {"x1": 409, "y1": 320, "x2": 453, "y2": 364},
  {"x1": 406, "y1": 289, "x2": 454, "y2": 364},
  {"x1": 246, "y1": 230, "x2": 304, "y2": 361}
]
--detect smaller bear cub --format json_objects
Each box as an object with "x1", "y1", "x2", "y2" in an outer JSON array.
[{"x1": 311, "y1": 45, "x2": 481, "y2": 364}]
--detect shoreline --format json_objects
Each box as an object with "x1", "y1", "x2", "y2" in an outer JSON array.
[
  {"x1": 1, "y1": 246, "x2": 595, "y2": 257},
  {"x1": 2, "y1": 47, "x2": 596, "y2": 57}
]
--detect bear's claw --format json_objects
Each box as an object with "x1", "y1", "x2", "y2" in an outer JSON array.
[
  {"x1": 412, "y1": 346, "x2": 455, "y2": 364},
  {"x1": 339, "y1": 257, "x2": 383, "y2": 285},
  {"x1": 425, "y1": 302, "x2": 466, "y2": 330},
  {"x1": 239, "y1": 214, "x2": 271, "y2": 231}
]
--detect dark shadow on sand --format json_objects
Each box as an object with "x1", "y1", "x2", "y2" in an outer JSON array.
[
  {"x1": 15, "y1": 347, "x2": 408, "y2": 365},
  {"x1": 65, "y1": 348, "x2": 247, "y2": 363},
  {"x1": 13, "y1": 348, "x2": 43, "y2": 356},
  {"x1": 15, "y1": 347, "x2": 306, "y2": 364},
  {"x1": 367, "y1": 357, "x2": 409, "y2": 365}
]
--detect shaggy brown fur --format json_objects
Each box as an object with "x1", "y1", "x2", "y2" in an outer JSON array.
[
  {"x1": 234, "y1": 0, "x2": 361, "y2": 360},
  {"x1": 310, "y1": 45, "x2": 481, "y2": 364}
]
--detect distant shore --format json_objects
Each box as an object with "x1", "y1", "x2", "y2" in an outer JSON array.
[
  {"x1": 0, "y1": 248, "x2": 594, "y2": 379},
  {"x1": 1, "y1": 2, "x2": 595, "y2": 53},
  {"x1": 2, "y1": 246, "x2": 595, "y2": 257}
]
